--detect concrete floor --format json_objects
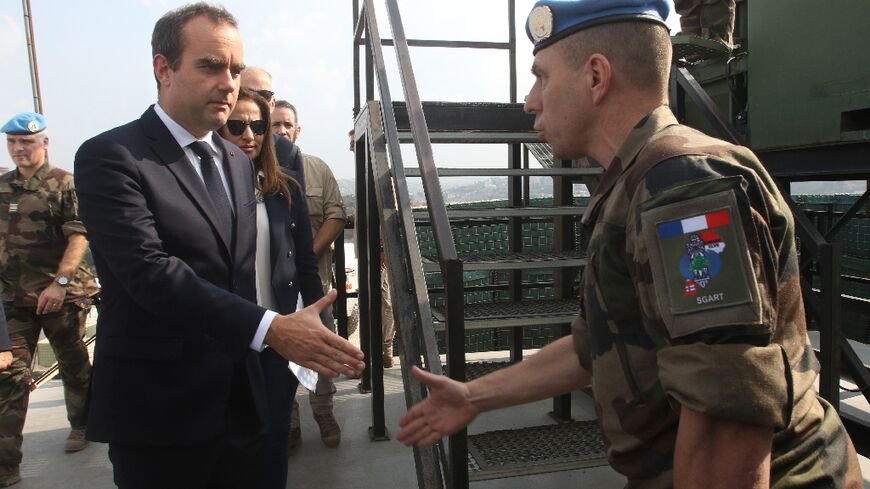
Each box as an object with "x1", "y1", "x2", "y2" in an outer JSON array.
[
  {"x1": 19, "y1": 307, "x2": 624, "y2": 488},
  {"x1": 19, "y1": 357, "x2": 625, "y2": 488},
  {"x1": 17, "y1": 346, "x2": 870, "y2": 488}
]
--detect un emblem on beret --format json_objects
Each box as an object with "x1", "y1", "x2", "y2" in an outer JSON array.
[
  {"x1": 27, "y1": 120, "x2": 39, "y2": 133},
  {"x1": 528, "y1": 6, "x2": 553, "y2": 42}
]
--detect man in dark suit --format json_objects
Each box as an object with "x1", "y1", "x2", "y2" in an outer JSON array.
[
  {"x1": 73, "y1": 4, "x2": 364, "y2": 488},
  {"x1": 240, "y1": 66, "x2": 306, "y2": 184}
]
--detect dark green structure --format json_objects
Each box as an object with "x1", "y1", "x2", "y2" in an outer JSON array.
[
  {"x1": 671, "y1": 0, "x2": 870, "y2": 457},
  {"x1": 747, "y1": 1, "x2": 870, "y2": 150}
]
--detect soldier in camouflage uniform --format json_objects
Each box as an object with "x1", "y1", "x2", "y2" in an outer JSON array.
[
  {"x1": 674, "y1": 0, "x2": 735, "y2": 47},
  {"x1": 0, "y1": 112, "x2": 100, "y2": 485},
  {"x1": 0, "y1": 302, "x2": 22, "y2": 487},
  {"x1": 397, "y1": 1, "x2": 863, "y2": 487}
]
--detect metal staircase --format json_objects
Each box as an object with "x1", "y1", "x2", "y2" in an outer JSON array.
[{"x1": 351, "y1": 1, "x2": 604, "y2": 488}]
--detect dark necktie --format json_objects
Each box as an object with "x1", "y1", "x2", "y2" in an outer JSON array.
[{"x1": 188, "y1": 141, "x2": 234, "y2": 239}]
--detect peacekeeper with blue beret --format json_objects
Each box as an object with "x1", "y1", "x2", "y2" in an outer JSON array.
[
  {"x1": 0, "y1": 112, "x2": 100, "y2": 486},
  {"x1": 397, "y1": 1, "x2": 864, "y2": 487}
]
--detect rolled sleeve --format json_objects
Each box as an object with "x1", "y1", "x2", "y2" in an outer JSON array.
[
  {"x1": 657, "y1": 342, "x2": 793, "y2": 430},
  {"x1": 61, "y1": 185, "x2": 87, "y2": 237},
  {"x1": 62, "y1": 219, "x2": 87, "y2": 237},
  {"x1": 320, "y1": 164, "x2": 346, "y2": 223}
]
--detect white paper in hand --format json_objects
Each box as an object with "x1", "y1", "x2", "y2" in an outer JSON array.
[{"x1": 288, "y1": 361, "x2": 318, "y2": 391}]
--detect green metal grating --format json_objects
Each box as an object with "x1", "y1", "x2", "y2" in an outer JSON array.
[
  {"x1": 467, "y1": 420, "x2": 608, "y2": 481},
  {"x1": 416, "y1": 193, "x2": 870, "y2": 349}
]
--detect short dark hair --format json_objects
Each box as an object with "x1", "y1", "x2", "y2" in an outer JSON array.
[
  {"x1": 151, "y1": 2, "x2": 238, "y2": 90},
  {"x1": 274, "y1": 100, "x2": 298, "y2": 121},
  {"x1": 557, "y1": 21, "x2": 671, "y2": 95}
]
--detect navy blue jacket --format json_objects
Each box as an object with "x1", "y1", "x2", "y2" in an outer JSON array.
[
  {"x1": 262, "y1": 171, "x2": 323, "y2": 315},
  {"x1": 273, "y1": 135, "x2": 305, "y2": 188}
]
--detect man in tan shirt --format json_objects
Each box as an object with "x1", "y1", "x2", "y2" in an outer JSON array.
[{"x1": 272, "y1": 100, "x2": 347, "y2": 451}]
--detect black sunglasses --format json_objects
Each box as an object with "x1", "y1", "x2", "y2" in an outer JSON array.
[
  {"x1": 254, "y1": 89, "x2": 274, "y2": 100},
  {"x1": 225, "y1": 119, "x2": 269, "y2": 136}
]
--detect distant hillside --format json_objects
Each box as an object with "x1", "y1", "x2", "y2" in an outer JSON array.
[
  {"x1": 339, "y1": 176, "x2": 591, "y2": 216},
  {"x1": 337, "y1": 178, "x2": 865, "y2": 218}
]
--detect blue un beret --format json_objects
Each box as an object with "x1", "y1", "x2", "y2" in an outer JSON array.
[
  {"x1": 1, "y1": 112, "x2": 47, "y2": 135},
  {"x1": 526, "y1": 0, "x2": 672, "y2": 53}
]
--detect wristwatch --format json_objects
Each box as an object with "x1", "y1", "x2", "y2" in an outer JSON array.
[{"x1": 56, "y1": 275, "x2": 70, "y2": 287}]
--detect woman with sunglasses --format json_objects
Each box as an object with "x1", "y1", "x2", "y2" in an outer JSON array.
[{"x1": 219, "y1": 88, "x2": 323, "y2": 488}]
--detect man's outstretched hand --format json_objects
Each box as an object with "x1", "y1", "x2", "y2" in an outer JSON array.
[
  {"x1": 265, "y1": 289, "x2": 365, "y2": 378},
  {"x1": 396, "y1": 366, "x2": 480, "y2": 447}
]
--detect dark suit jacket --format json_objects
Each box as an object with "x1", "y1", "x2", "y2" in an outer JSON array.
[
  {"x1": 273, "y1": 135, "x2": 305, "y2": 188},
  {"x1": 74, "y1": 106, "x2": 268, "y2": 446}
]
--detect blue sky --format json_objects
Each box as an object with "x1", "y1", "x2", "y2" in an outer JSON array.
[{"x1": 0, "y1": 1, "x2": 680, "y2": 178}]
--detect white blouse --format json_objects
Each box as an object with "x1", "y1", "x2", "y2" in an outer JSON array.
[{"x1": 254, "y1": 198, "x2": 281, "y2": 311}]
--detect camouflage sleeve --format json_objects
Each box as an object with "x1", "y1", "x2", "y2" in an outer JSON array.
[
  {"x1": 569, "y1": 283, "x2": 593, "y2": 373},
  {"x1": 631, "y1": 155, "x2": 792, "y2": 429},
  {"x1": 60, "y1": 176, "x2": 87, "y2": 238}
]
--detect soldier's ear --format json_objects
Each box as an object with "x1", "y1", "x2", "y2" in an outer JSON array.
[
  {"x1": 587, "y1": 53, "x2": 612, "y2": 106},
  {"x1": 42, "y1": 135, "x2": 49, "y2": 148}
]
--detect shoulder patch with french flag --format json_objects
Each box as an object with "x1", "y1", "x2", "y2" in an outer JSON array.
[
  {"x1": 651, "y1": 206, "x2": 752, "y2": 316},
  {"x1": 639, "y1": 184, "x2": 763, "y2": 338},
  {"x1": 657, "y1": 210, "x2": 730, "y2": 239}
]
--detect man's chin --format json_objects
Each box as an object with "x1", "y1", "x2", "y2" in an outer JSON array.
[{"x1": 209, "y1": 114, "x2": 229, "y2": 132}]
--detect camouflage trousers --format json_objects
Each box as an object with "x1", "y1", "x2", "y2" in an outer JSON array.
[
  {"x1": 0, "y1": 356, "x2": 29, "y2": 468},
  {"x1": 674, "y1": 0, "x2": 736, "y2": 46},
  {"x1": 0, "y1": 301, "x2": 92, "y2": 467}
]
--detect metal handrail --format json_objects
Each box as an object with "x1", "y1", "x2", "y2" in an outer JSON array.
[
  {"x1": 355, "y1": 2, "x2": 519, "y2": 486},
  {"x1": 378, "y1": 2, "x2": 470, "y2": 487},
  {"x1": 358, "y1": 0, "x2": 446, "y2": 370},
  {"x1": 356, "y1": 1, "x2": 456, "y2": 487}
]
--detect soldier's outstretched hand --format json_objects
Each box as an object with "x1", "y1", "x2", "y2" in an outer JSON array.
[{"x1": 397, "y1": 366, "x2": 479, "y2": 447}]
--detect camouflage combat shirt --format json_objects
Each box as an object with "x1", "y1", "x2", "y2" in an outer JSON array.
[
  {"x1": 0, "y1": 163, "x2": 99, "y2": 306},
  {"x1": 574, "y1": 106, "x2": 860, "y2": 488}
]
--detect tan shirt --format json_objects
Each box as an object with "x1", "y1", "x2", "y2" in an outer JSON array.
[{"x1": 302, "y1": 154, "x2": 347, "y2": 293}]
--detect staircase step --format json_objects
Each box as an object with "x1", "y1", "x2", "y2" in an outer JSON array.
[
  {"x1": 398, "y1": 131, "x2": 537, "y2": 144},
  {"x1": 671, "y1": 33, "x2": 730, "y2": 62},
  {"x1": 467, "y1": 420, "x2": 607, "y2": 481},
  {"x1": 403, "y1": 167, "x2": 602, "y2": 177},
  {"x1": 414, "y1": 206, "x2": 587, "y2": 220},
  {"x1": 433, "y1": 298, "x2": 580, "y2": 330},
  {"x1": 422, "y1": 250, "x2": 585, "y2": 272},
  {"x1": 442, "y1": 360, "x2": 515, "y2": 381},
  {"x1": 392, "y1": 101, "x2": 533, "y2": 133},
  {"x1": 527, "y1": 142, "x2": 555, "y2": 168}
]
